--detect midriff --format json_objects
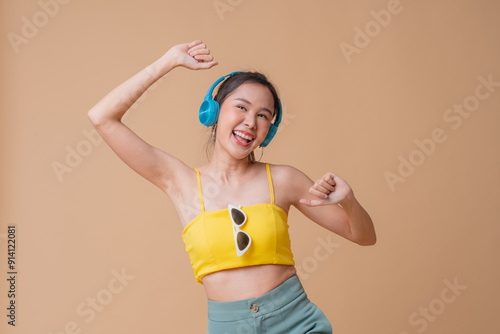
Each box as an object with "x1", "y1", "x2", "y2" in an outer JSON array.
[{"x1": 202, "y1": 264, "x2": 297, "y2": 302}]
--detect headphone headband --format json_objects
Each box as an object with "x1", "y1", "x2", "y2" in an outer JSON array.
[{"x1": 203, "y1": 71, "x2": 244, "y2": 101}]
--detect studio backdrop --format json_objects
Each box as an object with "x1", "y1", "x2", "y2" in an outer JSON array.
[{"x1": 1, "y1": 0, "x2": 499, "y2": 333}]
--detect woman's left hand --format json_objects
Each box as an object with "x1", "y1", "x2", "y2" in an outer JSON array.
[{"x1": 299, "y1": 172, "x2": 353, "y2": 207}]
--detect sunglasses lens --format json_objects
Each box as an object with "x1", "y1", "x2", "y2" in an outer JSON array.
[
  {"x1": 231, "y1": 208, "x2": 246, "y2": 226},
  {"x1": 236, "y1": 232, "x2": 250, "y2": 251}
]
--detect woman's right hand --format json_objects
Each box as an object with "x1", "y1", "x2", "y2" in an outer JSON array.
[{"x1": 166, "y1": 40, "x2": 218, "y2": 70}]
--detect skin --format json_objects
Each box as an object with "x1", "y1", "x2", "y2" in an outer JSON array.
[{"x1": 88, "y1": 40, "x2": 376, "y2": 302}]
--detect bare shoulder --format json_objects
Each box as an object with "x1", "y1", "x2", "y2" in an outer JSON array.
[
  {"x1": 268, "y1": 163, "x2": 313, "y2": 205},
  {"x1": 268, "y1": 163, "x2": 305, "y2": 180}
]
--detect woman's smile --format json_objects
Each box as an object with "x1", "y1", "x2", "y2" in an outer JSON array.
[{"x1": 232, "y1": 130, "x2": 255, "y2": 146}]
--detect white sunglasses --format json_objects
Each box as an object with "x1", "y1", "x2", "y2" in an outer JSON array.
[{"x1": 228, "y1": 205, "x2": 252, "y2": 256}]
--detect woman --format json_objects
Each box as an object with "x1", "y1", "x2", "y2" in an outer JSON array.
[{"x1": 88, "y1": 40, "x2": 376, "y2": 333}]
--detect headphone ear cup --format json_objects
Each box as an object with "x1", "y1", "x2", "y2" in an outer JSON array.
[
  {"x1": 200, "y1": 71, "x2": 243, "y2": 128},
  {"x1": 260, "y1": 123, "x2": 277, "y2": 148},
  {"x1": 199, "y1": 100, "x2": 220, "y2": 127},
  {"x1": 260, "y1": 99, "x2": 282, "y2": 147}
]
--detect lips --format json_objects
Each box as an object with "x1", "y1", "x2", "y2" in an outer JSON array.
[{"x1": 232, "y1": 130, "x2": 255, "y2": 146}]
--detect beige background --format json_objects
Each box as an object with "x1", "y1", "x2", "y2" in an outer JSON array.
[{"x1": 1, "y1": 0, "x2": 499, "y2": 333}]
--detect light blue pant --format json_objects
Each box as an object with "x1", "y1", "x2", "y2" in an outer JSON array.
[{"x1": 207, "y1": 275, "x2": 333, "y2": 333}]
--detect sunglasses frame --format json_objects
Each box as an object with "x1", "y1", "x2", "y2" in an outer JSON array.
[{"x1": 228, "y1": 204, "x2": 252, "y2": 257}]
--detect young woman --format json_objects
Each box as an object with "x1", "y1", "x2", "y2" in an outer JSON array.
[{"x1": 88, "y1": 40, "x2": 376, "y2": 333}]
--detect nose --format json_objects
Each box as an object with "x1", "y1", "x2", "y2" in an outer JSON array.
[{"x1": 244, "y1": 113, "x2": 257, "y2": 129}]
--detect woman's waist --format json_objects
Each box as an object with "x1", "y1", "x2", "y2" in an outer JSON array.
[{"x1": 203, "y1": 264, "x2": 297, "y2": 302}]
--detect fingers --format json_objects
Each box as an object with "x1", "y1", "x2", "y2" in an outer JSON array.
[
  {"x1": 309, "y1": 187, "x2": 329, "y2": 199},
  {"x1": 188, "y1": 40, "x2": 204, "y2": 48},
  {"x1": 188, "y1": 41, "x2": 209, "y2": 56},
  {"x1": 319, "y1": 177, "x2": 335, "y2": 192},
  {"x1": 309, "y1": 173, "x2": 336, "y2": 198},
  {"x1": 186, "y1": 40, "x2": 217, "y2": 68},
  {"x1": 193, "y1": 54, "x2": 214, "y2": 62},
  {"x1": 189, "y1": 47, "x2": 210, "y2": 57},
  {"x1": 299, "y1": 198, "x2": 326, "y2": 207},
  {"x1": 194, "y1": 60, "x2": 218, "y2": 69},
  {"x1": 299, "y1": 199, "x2": 312, "y2": 206},
  {"x1": 323, "y1": 172, "x2": 336, "y2": 187}
]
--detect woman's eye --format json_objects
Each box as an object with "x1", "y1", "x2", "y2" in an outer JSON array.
[
  {"x1": 237, "y1": 106, "x2": 247, "y2": 111},
  {"x1": 258, "y1": 114, "x2": 269, "y2": 120}
]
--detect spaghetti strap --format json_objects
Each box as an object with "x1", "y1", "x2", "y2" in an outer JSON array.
[
  {"x1": 194, "y1": 168, "x2": 205, "y2": 212},
  {"x1": 265, "y1": 163, "x2": 275, "y2": 205}
]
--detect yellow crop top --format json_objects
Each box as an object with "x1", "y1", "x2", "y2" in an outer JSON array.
[{"x1": 182, "y1": 163, "x2": 295, "y2": 284}]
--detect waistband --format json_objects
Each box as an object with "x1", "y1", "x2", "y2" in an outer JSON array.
[{"x1": 207, "y1": 274, "x2": 305, "y2": 321}]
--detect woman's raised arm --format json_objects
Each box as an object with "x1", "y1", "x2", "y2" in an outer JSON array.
[{"x1": 87, "y1": 40, "x2": 217, "y2": 192}]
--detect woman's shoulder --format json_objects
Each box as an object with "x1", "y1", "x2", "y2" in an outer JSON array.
[
  {"x1": 267, "y1": 162, "x2": 305, "y2": 178},
  {"x1": 266, "y1": 163, "x2": 311, "y2": 207},
  {"x1": 267, "y1": 163, "x2": 310, "y2": 191}
]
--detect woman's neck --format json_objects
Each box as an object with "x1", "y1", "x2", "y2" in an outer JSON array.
[{"x1": 205, "y1": 146, "x2": 255, "y2": 183}]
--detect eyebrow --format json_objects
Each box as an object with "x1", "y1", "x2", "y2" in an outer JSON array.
[{"x1": 233, "y1": 98, "x2": 273, "y2": 115}]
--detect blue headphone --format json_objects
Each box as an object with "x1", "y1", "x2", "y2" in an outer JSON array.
[{"x1": 199, "y1": 71, "x2": 282, "y2": 148}]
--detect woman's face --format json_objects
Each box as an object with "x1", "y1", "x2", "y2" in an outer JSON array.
[{"x1": 216, "y1": 82, "x2": 275, "y2": 159}]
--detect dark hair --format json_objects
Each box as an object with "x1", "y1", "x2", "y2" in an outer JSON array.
[{"x1": 206, "y1": 72, "x2": 281, "y2": 163}]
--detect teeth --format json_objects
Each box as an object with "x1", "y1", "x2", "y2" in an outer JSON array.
[{"x1": 234, "y1": 131, "x2": 253, "y2": 141}]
